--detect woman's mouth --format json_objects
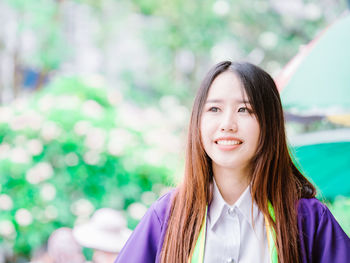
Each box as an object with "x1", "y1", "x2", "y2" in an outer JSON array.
[
  {"x1": 216, "y1": 140, "x2": 242, "y2": 146},
  {"x1": 215, "y1": 138, "x2": 243, "y2": 150}
]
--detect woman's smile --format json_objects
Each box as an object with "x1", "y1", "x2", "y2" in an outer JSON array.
[{"x1": 215, "y1": 137, "x2": 243, "y2": 151}]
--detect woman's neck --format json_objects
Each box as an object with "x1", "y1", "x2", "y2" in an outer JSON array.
[{"x1": 213, "y1": 165, "x2": 251, "y2": 206}]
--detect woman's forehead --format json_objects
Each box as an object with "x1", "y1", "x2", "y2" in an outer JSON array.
[{"x1": 206, "y1": 71, "x2": 248, "y2": 102}]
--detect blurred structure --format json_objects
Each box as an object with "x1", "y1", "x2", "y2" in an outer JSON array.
[
  {"x1": 277, "y1": 12, "x2": 350, "y2": 121},
  {"x1": 30, "y1": 244, "x2": 52, "y2": 263},
  {"x1": 73, "y1": 208, "x2": 131, "y2": 263},
  {"x1": 0, "y1": 245, "x2": 12, "y2": 263},
  {"x1": 47, "y1": 227, "x2": 85, "y2": 263}
]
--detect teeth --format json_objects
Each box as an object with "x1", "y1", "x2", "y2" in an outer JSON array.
[{"x1": 217, "y1": 140, "x2": 241, "y2": 145}]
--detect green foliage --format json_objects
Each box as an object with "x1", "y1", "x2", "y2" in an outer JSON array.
[
  {"x1": 119, "y1": 0, "x2": 348, "y2": 105},
  {"x1": 0, "y1": 76, "x2": 172, "y2": 257}
]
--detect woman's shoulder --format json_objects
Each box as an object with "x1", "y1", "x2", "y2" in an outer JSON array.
[
  {"x1": 297, "y1": 198, "x2": 350, "y2": 261},
  {"x1": 297, "y1": 197, "x2": 335, "y2": 226},
  {"x1": 151, "y1": 188, "x2": 176, "y2": 224},
  {"x1": 297, "y1": 197, "x2": 327, "y2": 217}
]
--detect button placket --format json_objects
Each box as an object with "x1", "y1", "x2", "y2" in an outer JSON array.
[
  {"x1": 228, "y1": 207, "x2": 235, "y2": 216},
  {"x1": 225, "y1": 206, "x2": 239, "y2": 263}
]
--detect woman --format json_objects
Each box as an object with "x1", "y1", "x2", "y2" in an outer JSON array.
[{"x1": 115, "y1": 61, "x2": 350, "y2": 263}]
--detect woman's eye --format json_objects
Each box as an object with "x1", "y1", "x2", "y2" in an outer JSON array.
[
  {"x1": 238, "y1": 107, "x2": 250, "y2": 113},
  {"x1": 209, "y1": 107, "x2": 219, "y2": 112}
]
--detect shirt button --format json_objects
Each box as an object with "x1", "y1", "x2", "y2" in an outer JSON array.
[
  {"x1": 228, "y1": 207, "x2": 235, "y2": 215},
  {"x1": 226, "y1": 258, "x2": 235, "y2": 263}
]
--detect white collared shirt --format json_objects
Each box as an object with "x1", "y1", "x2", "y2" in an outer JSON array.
[{"x1": 203, "y1": 180, "x2": 270, "y2": 263}]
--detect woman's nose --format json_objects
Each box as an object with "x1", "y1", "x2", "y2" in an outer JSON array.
[{"x1": 220, "y1": 112, "x2": 238, "y2": 132}]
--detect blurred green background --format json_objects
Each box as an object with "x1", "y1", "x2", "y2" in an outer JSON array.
[{"x1": 0, "y1": 0, "x2": 349, "y2": 261}]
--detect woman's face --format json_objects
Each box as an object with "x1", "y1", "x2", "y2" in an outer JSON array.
[{"x1": 200, "y1": 71, "x2": 260, "y2": 175}]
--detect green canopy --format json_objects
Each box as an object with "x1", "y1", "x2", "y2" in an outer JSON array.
[
  {"x1": 289, "y1": 129, "x2": 350, "y2": 200},
  {"x1": 291, "y1": 142, "x2": 350, "y2": 200},
  {"x1": 278, "y1": 14, "x2": 350, "y2": 115}
]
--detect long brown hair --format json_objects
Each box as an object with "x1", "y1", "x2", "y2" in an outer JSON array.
[{"x1": 160, "y1": 61, "x2": 316, "y2": 263}]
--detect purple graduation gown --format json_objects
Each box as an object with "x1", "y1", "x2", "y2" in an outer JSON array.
[{"x1": 115, "y1": 191, "x2": 350, "y2": 263}]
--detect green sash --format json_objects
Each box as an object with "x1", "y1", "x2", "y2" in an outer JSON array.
[{"x1": 189, "y1": 202, "x2": 278, "y2": 263}]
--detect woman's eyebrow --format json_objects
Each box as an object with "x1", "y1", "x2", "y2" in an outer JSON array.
[
  {"x1": 205, "y1": 99, "x2": 222, "y2": 103},
  {"x1": 205, "y1": 99, "x2": 250, "y2": 104}
]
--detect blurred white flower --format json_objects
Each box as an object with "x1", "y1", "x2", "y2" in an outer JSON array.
[
  {"x1": 175, "y1": 50, "x2": 195, "y2": 74},
  {"x1": 213, "y1": 0, "x2": 230, "y2": 16},
  {"x1": 246, "y1": 48, "x2": 265, "y2": 65},
  {"x1": 159, "y1": 186, "x2": 173, "y2": 197},
  {"x1": 144, "y1": 129, "x2": 181, "y2": 154},
  {"x1": 211, "y1": 41, "x2": 242, "y2": 63},
  {"x1": 38, "y1": 95, "x2": 55, "y2": 112},
  {"x1": 118, "y1": 103, "x2": 145, "y2": 131},
  {"x1": 41, "y1": 121, "x2": 62, "y2": 141},
  {"x1": 27, "y1": 139, "x2": 44, "y2": 156},
  {"x1": 143, "y1": 107, "x2": 164, "y2": 126},
  {"x1": 253, "y1": 1, "x2": 269, "y2": 13},
  {"x1": 83, "y1": 74, "x2": 105, "y2": 89},
  {"x1": 84, "y1": 127, "x2": 106, "y2": 151},
  {"x1": 166, "y1": 105, "x2": 189, "y2": 127},
  {"x1": 10, "y1": 147, "x2": 31, "y2": 164},
  {"x1": 56, "y1": 95, "x2": 81, "y2": 110},
  {"x1": 15, "y1": 208, "x2": 33, "y2": 226},
  {"x1": 0, "y1": 107, "x2": 14, "y2": 123},
  {"x1": 74, "y1": 120, "x2": 91, "y2": 136},
  {"x1": 40, "y1": 183, "x2": 56, "y2": 201},
  {"x1": 71, "y1": 199, "x2": 94, "y2": 217},
  {"x1": 128, "y1": 202, "x2": 147, "y2": 220},
  {"x1": 45, "y1": 205, "x2": 58, "y2": 221},
  {"x1": 152, "y1": 184, "x2": 171, "y2": 196},
  {"x1": 159, "y1": 96, "x2": 179, "y2": 110},
  {"x1": 266, "y1": 61, "x2": 282, "y2": 77},
  {"x1": 107, "y1": 139, "x2": 124, "y2": 156},
  {"x1": 27, "y1": 111, "x2": 44, "y2": 131},
  {"x1": 82, "y1": 100, "x2": 104, "y2": 119},
  {"x1": 83, "y1": 150, "x2": 100, "y2": 165},
  {"x1": 144, "y1": 148, "x2": 163, "y2": 166},
  {"x1": 0, "y1": 143, "x2": 11, "y2": 160},
  {"x1": 64, "y1": 152, "x2": 79, "y2": 166},
  {"x1": 26, "y1": 162, "x2": 54, "y2": 184},
  {"x1": 259, "y1": 31, "x2": 278, "y2": 50},
  {"x1": 122, "y1": 156, "x2": 141, "y2": 172},
  {"x1": 141, "y1": 191, "x2": 157, "y2": 206},
  {"x1": 10, "y1": 115, "x2": 29, "y2": 131},
  {"x1": 0, "y1": 194, "x2": 13, "y2": 210},
  {"x1": 9, "y1": 111, "x2": 43, "y2": 131},
  {"x1": 13, "y1": 98, "x2": 29, "y2": 111},
  {"x1": 0, "y1": 220, "x2": 15, "y2": 237},
  {"x1": 107, "y1": 89, "x2": 123, "y2": 106},
  {"x1": 304, "y1": 3, "x2": 322, "y2": 21},
  {"x1": 107, "y1": 128, "x2": 134, "y2": 156},
  {"x1": 14, "y1": 135, "x2": 27, "y2": 146},
  {"x1": 271, "y1": 0, "x2": 304, "y2": 18}
]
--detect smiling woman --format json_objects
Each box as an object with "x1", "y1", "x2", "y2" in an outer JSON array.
[
  {"x1": 200, "y1": 72, "x2": 260, "y2": 203},
  {"x1": 115, "y1": 61, "x2": 350, "y2": 263}
]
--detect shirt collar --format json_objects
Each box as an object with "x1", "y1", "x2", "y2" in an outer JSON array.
[{"x1": 209, "y1": 179, "x2": 259, "y2": 229}]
